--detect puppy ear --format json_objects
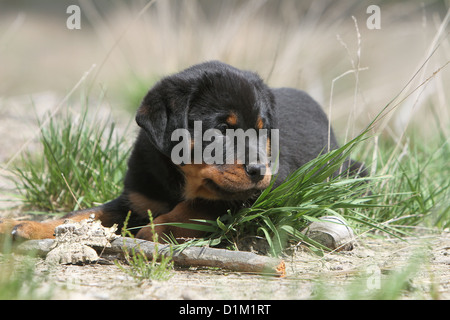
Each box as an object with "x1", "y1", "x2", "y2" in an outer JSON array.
[{"x1": 136, "y1": 78, "x2": 190, "y2": 156}]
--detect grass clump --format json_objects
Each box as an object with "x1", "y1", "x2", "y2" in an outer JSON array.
[
  {"x1": 170, "y1": 132, "x2": 389, "y2": 256},
  {"x1": 13, "y1": 106, "x2": 131, "y2": 213},
  {"x1": 116, "y1": 211, "x2": 174, "y2": 282},
  {"x1": 366, "y1": 132, "x2": 450, "y2": 229}
]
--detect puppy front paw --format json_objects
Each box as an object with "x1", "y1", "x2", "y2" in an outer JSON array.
[{"x1": 0, "y1": 219, "x2": 56, "y2": 240}]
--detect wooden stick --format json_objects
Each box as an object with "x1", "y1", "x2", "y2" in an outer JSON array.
[
  {"x1": 16, "y1": 237, "x2": 286, "y2": 277},
  {"x1": 114, "y1": 237, "x2": 285, "y2": 276}
]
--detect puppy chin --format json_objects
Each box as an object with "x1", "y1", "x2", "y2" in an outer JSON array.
[{"x1": 203, "y1": 179, "x2": 261, "y2": 201}]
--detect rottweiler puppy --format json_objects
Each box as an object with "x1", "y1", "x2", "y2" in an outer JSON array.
[{"x1": 0, "y1": 61, "x2": 365, "y2": 242}]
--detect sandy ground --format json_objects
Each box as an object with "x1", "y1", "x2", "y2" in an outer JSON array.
[{"x1": 0, "y1": 231, "x2": 448, "y2": 300}]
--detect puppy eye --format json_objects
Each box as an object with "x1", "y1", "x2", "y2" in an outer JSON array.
[{"x1": 217, "y1": 123, "x2": 229, "y2": 132}]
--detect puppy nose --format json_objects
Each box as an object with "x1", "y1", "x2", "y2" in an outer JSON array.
[{"x1": 245, "y1": 164, "x2": 266, "y2": 183}]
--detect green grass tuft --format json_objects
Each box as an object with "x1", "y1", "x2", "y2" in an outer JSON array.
[
  {"x1": 115, "y1": 211, "x2": 174, "y2": 282},
  {"x1": 12, "y1": 106, "x2": 131, "y2": 213}
]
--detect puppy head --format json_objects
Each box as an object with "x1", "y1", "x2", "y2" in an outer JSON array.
[{"x1": 136, "y1": 61, "x2": 276, "y2": 201}]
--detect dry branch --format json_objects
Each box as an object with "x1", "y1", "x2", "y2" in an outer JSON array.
[{"x1": 16, "y1": 236, "x2": 286, "y2": 277}]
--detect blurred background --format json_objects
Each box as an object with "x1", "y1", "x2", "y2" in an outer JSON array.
[{"x1": 0, "y1": 0, "x2": 448, "y2": 154}]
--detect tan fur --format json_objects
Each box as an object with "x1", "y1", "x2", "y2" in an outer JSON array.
[
  {"x1": 128, "y1": 191, "x2": 170, "y2": 216},
  {"x1": 256, "y1": 116, "x2": 264, "y2": 130},
  {"x1": 180, "y1": 163, "x2": 271, "y2": 200},
  {"x1": 226, "y1": 112, "x2": 238, "y2": 126}
]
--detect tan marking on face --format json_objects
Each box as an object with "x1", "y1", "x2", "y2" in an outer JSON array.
[
  {"x1": 256, "y1": 116, "x2": 264, "y2": 130},
  {"x1": 180, "y1": 164, "x2": 220, "y2": 200},
  {"x1": 180, "y1": 163, "x2": 272, "y2": 200},
  {"x1": 261, "y1": 164, "x2": 272, "y2": 186},
  {"x1": 226, "y1": 112, "x2": 238, "y2": 126}
]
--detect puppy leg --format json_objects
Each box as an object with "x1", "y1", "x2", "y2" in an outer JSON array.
[
  {"x1": 136, "y1": 200, "x2": 221, "y2": 242},
  {"x1": 0, "y1": 206, "x2": 105, "y2": 240},
  {"x1": 0, "y1": 197, "x2": 128, "y2": 240}
]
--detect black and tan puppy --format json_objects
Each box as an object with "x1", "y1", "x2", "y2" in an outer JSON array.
[{"x1": 0, "y1": 61, "x2": 365, "y2": 241}]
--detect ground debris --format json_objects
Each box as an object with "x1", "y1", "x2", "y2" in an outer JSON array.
[
  {"x1": 44, "y1": 214, "x2": 118, "y2": 265},
  {"x1": 303, "y1": 216, "x2": 355, "y2": 252}
]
